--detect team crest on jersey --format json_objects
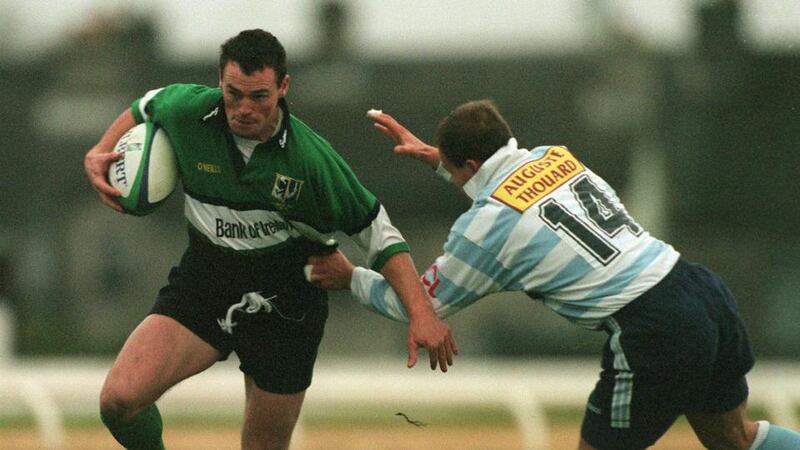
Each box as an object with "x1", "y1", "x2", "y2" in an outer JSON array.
[
  {"x1": 491, "y1": 146, "x2": 585, "y2": 213},
  {"x1": 271, "y1": 173, "x2": 304, "y2": 205}
]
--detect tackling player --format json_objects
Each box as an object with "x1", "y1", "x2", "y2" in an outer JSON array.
[
  {"x1": 307, "y1": 100, "x2": 800, "y2": 449},
  {"x1": 83, "y1": 29, "x2": 456, "y2": 450}
]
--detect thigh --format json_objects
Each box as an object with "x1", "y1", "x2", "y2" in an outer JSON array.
[
  {"x1": 242, "y1": 375, "x2": 305, "y2": 449},
  {"x1": 102, "y1": 314, "x2": 222, "y2": 406}
]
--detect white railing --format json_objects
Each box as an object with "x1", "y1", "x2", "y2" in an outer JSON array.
[{"x1": 1, "y1": 358, "x2": 798, "y2": 449}]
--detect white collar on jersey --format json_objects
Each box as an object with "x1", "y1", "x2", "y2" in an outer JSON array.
[{"x1": 462, "y1": 137, "x2": 530, "y2": 200}]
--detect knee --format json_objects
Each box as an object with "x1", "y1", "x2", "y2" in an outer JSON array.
[
  {"x1": 99, "y1": 381, "x2": 144, "y2": 426},
  {"x1": 694, "y1": 424, "x2": 753, "y2": 450}
]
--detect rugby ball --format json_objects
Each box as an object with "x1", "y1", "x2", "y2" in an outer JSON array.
[{"x1": 107, "y1": 122, "x2": 178, "y2": 216}]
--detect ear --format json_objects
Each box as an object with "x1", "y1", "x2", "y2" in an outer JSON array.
[
  {"x1": 279, "y1": 74, "x2": 290, "y2": 98},
  {"x1": 465, "y1": 159, "x2": 482, "y2": 175}
]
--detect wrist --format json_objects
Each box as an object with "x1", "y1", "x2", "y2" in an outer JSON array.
[
  {"x1": 425, "y1": 146, "x2": 440, "y2": 169},
  {"x1": 405, "y1": 300, "x2": 436, "y2": 320}
]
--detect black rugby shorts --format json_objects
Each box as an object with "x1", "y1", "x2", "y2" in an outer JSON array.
[
  {"x1": 580, "y1": 258, "x2": 755, "y2": 449},
  {"x1": 151, "y1": 239, "x2": 329, "y2": 394}
]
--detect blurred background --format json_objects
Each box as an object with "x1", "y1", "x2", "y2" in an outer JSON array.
[{"x1": 1, "y1": 0, "x2": 799, "y2": 362}]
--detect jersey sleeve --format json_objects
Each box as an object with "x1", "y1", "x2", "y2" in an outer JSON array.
[
  {"x1": 348, "y1": 204, "x2": 409, "y2": 271},
  {"x1": 308, "y1": 147, "x2": 410, "y2": 271},
  {"x1": 130, "y1": 88, "x2": 165, "y2": 123},
  {"x1": 349, "y1": 227, "x2": 505, "y2": 322},
  {"x1": 130, "y1": 84, "x2": 207, "y2": 125}
]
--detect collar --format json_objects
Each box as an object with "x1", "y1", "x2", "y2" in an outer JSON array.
[
  {"x1": 462, "y1": 138, "x2": 530, "y2": 200},
  {"x1": 201, "y1": 95, "x2": 291, "y2": 151}
]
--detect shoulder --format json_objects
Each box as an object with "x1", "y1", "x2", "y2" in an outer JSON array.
[
  {"x1": 288, "y1": 115, "x2": 334, "y2": 150},
  {"x1": 450, "y1": 197, "x2": 506, "y2": 244},
  {"x1": 154, "y1": 84, "x2": 221, "y2": 114},
  {"x1": 135, "y1": 84, "x2": 220, "y2": 123},
  {"x1": 287, "y1": 114, "x2": 349, "y2": 168}
]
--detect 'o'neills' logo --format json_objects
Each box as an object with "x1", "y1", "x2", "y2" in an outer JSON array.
[{"x1": 491, "y1": 146, "x2": 584, "y2": 213}]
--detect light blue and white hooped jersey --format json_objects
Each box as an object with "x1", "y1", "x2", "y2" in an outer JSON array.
[{"x1": 350, "y1": 138, "x2": 680, "y2": 329}]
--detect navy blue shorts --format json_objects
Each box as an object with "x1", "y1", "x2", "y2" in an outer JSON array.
[
  {"x1": 580, "y1": 258, "x2": 755, "y2": 449},
  {"x1": 151, "y1": 232, "x2": 329, "y2": 395}
]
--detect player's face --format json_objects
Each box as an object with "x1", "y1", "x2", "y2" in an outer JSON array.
[{"x1": 220, "y1": 61, "x2": 289, "y2": 141}]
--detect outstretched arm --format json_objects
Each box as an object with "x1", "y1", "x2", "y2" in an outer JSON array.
[
  {"x1": 307, "y1": 250, "x2": 417, "y2": 320},
  {"x1": 307, "y1": 250, "x2": 459, "y2": 371},
  {"x1": 84, "y1": 108, "x2": 137, "y2": 213},
  {"x1": 367, "y1": 109, "x2": 441, "y2": 169},
  {"x1": 309, "y1": 231, "x2": 500, "y2": 322}
]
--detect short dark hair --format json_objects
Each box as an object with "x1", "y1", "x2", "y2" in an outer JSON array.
[
  {"x1": 435, "y1": 100, "x2": 513, "y2": 168},
  {"x1": 219, "y1": 29, "x2": 287, "y2": 85}
]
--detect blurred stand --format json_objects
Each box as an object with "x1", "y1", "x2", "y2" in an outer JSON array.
[
  {"x1": 578, "y1": 1, "x2": 667, "y2": 238},
  {"x1": 291, "y1": 0, "x2": 369, "y2": 106}
]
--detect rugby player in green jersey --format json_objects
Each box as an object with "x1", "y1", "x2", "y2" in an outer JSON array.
[{"x1": 84, "y1": 29, "x2": 457, "y2": 450}]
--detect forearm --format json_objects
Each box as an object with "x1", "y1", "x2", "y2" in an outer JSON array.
[
  {"x1": 351, "y1": 242, "x2": 490, "y2": 322},
  {"x1": 419, "y1": 144, "x2": 441, "y2": 170},
  {"x1": 378, "y1": 252, "x2": 434, "y2": 319},
  {"x1": 350, "y1": 267, "x2": 410, "y2": 322},
  {"x1": 92, "y1": 109, "x2": 137, "y2": 154}
]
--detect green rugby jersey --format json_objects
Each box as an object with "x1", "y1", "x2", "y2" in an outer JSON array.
[{"x1": 131, "y1": 83, "x2": 408, "y2": 270}]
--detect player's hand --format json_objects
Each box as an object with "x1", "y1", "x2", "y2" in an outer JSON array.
[
  {"x1": 84, "y1": 145, "x2": 125, "y2": 213},
  {"x1": 367, "y1": 109, "x2": 441, "y2": 169},
  {"x1": 305, "y1": 250, "x2": 354, "y2": 290},
  {"x1": 407, "y1": 312, "x2": 458, "y2": 373}
]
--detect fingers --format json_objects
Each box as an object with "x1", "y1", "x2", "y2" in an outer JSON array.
[
  {"x1": 430, "y1": 351, "x2": 438, "y2": 371},
  {"x1": 436, "y1": 345, "x2": 448, "y2": 372},
  {"x1": 95, "y1": 149, "x2": 124, "y2": 167},
  {"x1": 434, "y1": 334, "x2": 457, "y2": 372},
  {"x1": 406, "y1": 319, "x2": 459, "y2": 372},
  {"x1": 393, "y1": 144, "x2": 420, "y2": 156},
  {"x1": 373, "y1": 123, "x2": 397, "y2": 142},
  {"x1": 108, "y1": 150, "x2": 124, "y2": 161},
  {"x1": 449, "y1": 333, "x2": 459, "y2": 357},
  {"x1": 93, "y1": 176, "x2": 122, "y2": 197},
  {"x1": 443, "y1": 334, "x2": 457, "y2": 370},
  {"x1": 421, "y1": 339, "x2": 457, "y2": 372},
  {"x1": 368, "y1": 111, "x2": 408, "y2": 142},
  {"x1": 85, "y1": 148, "x2": 127, "y2": 213},
  {"x1": 407, "y1": 342, "x2": 418, "y2": 369},
  {"x1": 100, "y1": 194, "x2": 125, "y2": 213},
  {"x1": 89, "y1": 151, "x2": 123, "y2": 197},
  {"x1": 410, "y1": 344, "x2": 456, "y2": 372},
  {"x1": 305, "y1": 251, "x2": 353, "y2": 290},
  {"x1": 367, "y1": 110, "x2": 397, "y2": 130}
]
